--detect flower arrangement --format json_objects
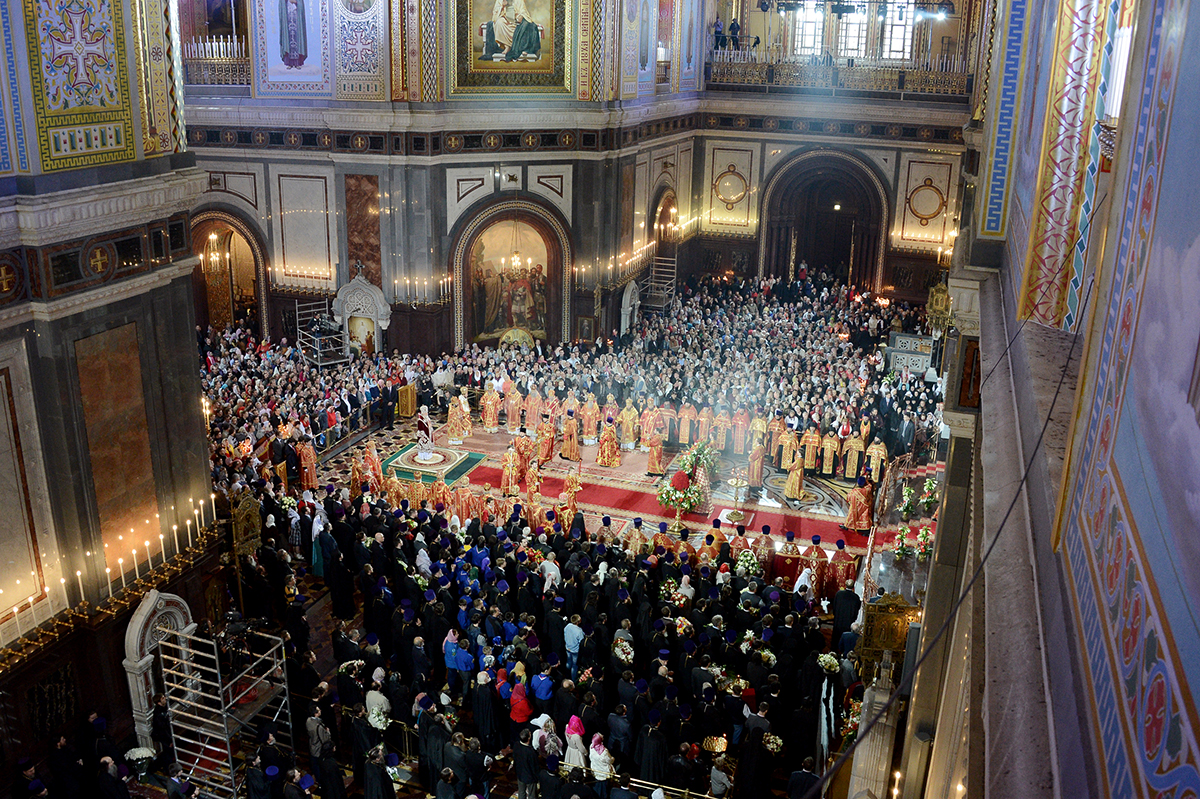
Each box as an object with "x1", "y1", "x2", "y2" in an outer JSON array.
[
  {"x1": 443, "y1": 710, "x2": 459, "y2": 729},
  {"x1": 762, "y1": 733, "x2": 784, "y2": 754},
  {"x1": 893, "y1": 529, "x2": 915, "y2": 560},
  {"x1": 705, "y1": 665, "x2": 729, "y2": 687},
  {"x1": 919, "y1": 477, "x2": 940, "y2": 514},
  {"x1": 522, "y1": 547, "x2": 545, "y2": 570},
  {"x1": 676, "y1": 441, "x2": 719, "y2": 477},
  {"x1": 760, "y1": 649, "x2": 777, "y2": 668},
  {"x1": 657, "y1": 470, "x2": 704, "y2": 515},
  {"x1": 338, "y1": 659, "x2": 365, "y2": 676},
  {"x1": 735, "y1": 549, "x2": 762, "y2": 576},
  {"x1": 659, "y1": 577, "x2": 679, "y2": 600},
  {"x1": 817, "y1": 653, "x2": 841, "y2": 674},
  {"x1": 125, "y1": 747, "x2": 155, "y2": 775},
  {"x1": 414, "y1": 574, "x2": 429, "y2": 590},
  {"x1": 738, "y1": 630, "x2": 758, "y2": 655},
  {"x1": 613, "y1": 638, "x2": 635, "y2": 665},
  {"x1": 675, "y1": 616, "x2": 693, "y2": 637},
  {"x1": 897, "y1": 485, "x2": 917, "y2": 518},
  {"x1": 368, "y1": 706, "x2": 391, "y2": 731},
  {"x1": 841, "y1": 699, "x2": 863, "y2": 745},
  {"x1": 915, "y1": 525, "x2": 934, "y2": 562},
  {"x1": 279, "y1": 495, "x2": 297, "y2": 512}
]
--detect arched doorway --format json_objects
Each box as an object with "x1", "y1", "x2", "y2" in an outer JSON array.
[
  {"x1": 758, "y1": 150, "x2": 890, "y2": 291},
  {"x1": 451, "y1": 199, "x2": 572, "y2": 350},
  {"x1": 652, "y1": 190, "x2": 679, "y2": 259},
  {"x1": 190, "y1": 210, "x2": 269, "y2": 336},
  {"x1": 620, "y1": 280, "x2": 641, "y2": 337}
]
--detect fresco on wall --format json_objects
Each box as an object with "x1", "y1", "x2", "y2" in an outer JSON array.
[
  {"x1": 252, "y1": 0, "x2": 332, "y2": 96},
  {"x1": 472, "y1": 0, "x2": 553, "y2": 68},
  {"x1": 469, "y1": 219, "x2": 549, "y2": 340},
  {"x1": 450, "y1": 0, "x2": 570, "y2": 93},
  {"x1": 1057, "y1": 0, "x2": 1200, "y2": 793}
]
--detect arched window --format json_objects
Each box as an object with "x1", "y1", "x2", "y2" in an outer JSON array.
[
  {"x1": 793, "y1": 3, "x2": 826, "y2": 56},
  {"x1": 837, "y1": 11, "x2": 869, "y2": 57},
  {"x1": 881, "y1": 0, "x2": 916, "y2": 60}
]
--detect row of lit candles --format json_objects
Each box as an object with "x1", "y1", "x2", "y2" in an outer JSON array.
[
  {"x1": 97, "y1": 494, "x2": 214, "y2": 602},
  {"x1": 393, "y1": 276, "x2": 451, "y2": 304},
  {"x1": 0, "y1": 496, "x2": 217, "y2": 641}
]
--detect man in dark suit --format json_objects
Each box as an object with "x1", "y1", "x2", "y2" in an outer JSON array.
[
  {"x1": 381, "y1": 380, "x2": 397, "y2": 430},
  {"x1": 895, "y1": 411, "x2": 915, "y2": 457},
  {"x1": 787, "y1": 758, "x2": 820, "y2": 799}
]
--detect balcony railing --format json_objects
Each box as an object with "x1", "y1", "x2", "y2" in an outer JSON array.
[
  {"x1": 705, "y1": 49, "x2": 972, "y2": 98},
  {"x1": 183, "y1": 36, "x2": 250, "y2": 86}
]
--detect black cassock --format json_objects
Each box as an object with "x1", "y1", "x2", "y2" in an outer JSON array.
[
  {"x1": 364, "y1": 761, "x2": 397, "y2": 799},
  {"x1": 636, "y1": 725, "x2": 668, "y2": 784},
  {"x1": 474, "y1": 682, "x2": 500, "y2": 752}
]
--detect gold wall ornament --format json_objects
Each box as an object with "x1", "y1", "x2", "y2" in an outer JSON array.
[
  {"x1": 713, "y1": 165, "x2": 748, "y2": 210},
  {"x1": 927, "y1": 282, "x2": 954, "y2": 331},
  {"x1": 232, "y1": 492, "x2": 263, "y2": 557},
  {"x1": 856, "y1": 592, "x2": 922, "y2": 683}
]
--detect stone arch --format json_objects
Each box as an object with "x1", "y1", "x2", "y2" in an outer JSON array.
[
  {"x1": 756, "y1": 149, "x2": 891, "y2": 290},
  {"x1": 191, "y1": 206, "x2": 271, "y2": 334},
  {"x1": 124, "y1": 590, "x2": 196, "y2": 748},
  {"x1": 621, "y1": 279, "x2": 641, "y2": 337},
  {"x1": 333, "y1": 272, "x2": 391, "y2": 356},
  {"x1": 450, "y1": 197, "x2": 573, "y2": 349}
]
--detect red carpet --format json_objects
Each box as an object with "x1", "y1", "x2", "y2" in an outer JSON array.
[{"x1": 468, "y1": 465, "x2": 901, "y2": 554}]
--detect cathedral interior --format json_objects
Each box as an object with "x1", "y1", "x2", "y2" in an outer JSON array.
[{"x1": 0, "y1": 0, "x2": 1196, "y2": 795}]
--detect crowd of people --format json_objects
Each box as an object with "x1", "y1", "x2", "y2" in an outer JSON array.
[
  {"x1": 201, "y1": 272, "x2": 945, "y2": 499},
  {"x1": 225, "y1": 472, "x2": 869, "y2": 799},
  {"x1": 10, "y1": 273, "x2": 940, "y2": 799}
]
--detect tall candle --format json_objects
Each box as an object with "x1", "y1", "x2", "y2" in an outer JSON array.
[
  {"x1": 199, "y1": 500, "x2": 206, "y2": 528},
  {"x1": 144, "y1": 541, "x2": 152, "y2": 569},
  {"x1": 159, "y1": 534, "x2": 165, "y2": 565},
  {"x1": 118, "y1": 560, "x2": 126, "y2": 589},
  {"x1": 194, "y1": 509, "x2": 200, "y2": 537},
  {"x1": 172, "y1": 525, "x2": 180, "y2": 557},
  {"x1": 186, "y1": 519, "x2": 193, "y2": 548},
  {"x1": 12, "y1": 605, "x2": 21, "y2": 637},
  {"x1": 60, "y1": 578, "x2": 68, "y2": 610},
  {"x1": 105, "y1": 568, "x2": 112, "y2": 600},
  {"x1": 132, "y1": 550, "x2": 140, "y2": 580},
  {"x1": 75, "y1": 570, "x2": 84, "y2": 603}
]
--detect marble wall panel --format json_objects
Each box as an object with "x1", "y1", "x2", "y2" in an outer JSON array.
[
  {"x1": 345, "y1": 174, "x2": 382, "y2": 287},
  {"x1": 73, "y1": 323, "x2": 159, "y2": 574}
]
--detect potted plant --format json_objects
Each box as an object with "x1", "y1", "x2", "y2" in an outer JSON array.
[
  {"x1": 919, "y1": 477, "x2": 940, "y2": 515},
  {"x1": 897, "y1": 485, "x2": 917, "y2": 520}
]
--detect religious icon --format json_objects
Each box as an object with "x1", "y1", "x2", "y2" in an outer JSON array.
[
  {"x1": 279, "y1": 0, "x2": 308, "y2": 68},
  {"x1": 471, "y1": 0, "x2": 553, "y2": 70}
]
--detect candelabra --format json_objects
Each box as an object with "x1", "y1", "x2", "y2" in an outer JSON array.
[{"x1": 0, "y1": 523, "x2": 222, "y2": 674}]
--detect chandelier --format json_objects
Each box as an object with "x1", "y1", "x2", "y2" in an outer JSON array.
[
  {"x1": 203, "y1": 231, "x2": 228, "y2": 276},
  {"x1": 500, "y1": 214, "x2": 530, "y2": 277}
]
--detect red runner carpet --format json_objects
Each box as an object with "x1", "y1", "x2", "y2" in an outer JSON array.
[{"x1": 468, "y1": 465, "x2": 901, "y2": 554}]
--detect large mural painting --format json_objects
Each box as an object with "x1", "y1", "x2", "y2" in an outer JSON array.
[
  {"x1": 450, "y1": 0, "x2": 571, "y2": 94},
  {"x1": 469, "y1": 218, "x2": 550, "y2": 341},
  {"x1": 1056, "y1": 0, "x2": 1200, "y2": 792},
  {"x1": 252, "y1": 0, "x2": 333, "y2": 97}
]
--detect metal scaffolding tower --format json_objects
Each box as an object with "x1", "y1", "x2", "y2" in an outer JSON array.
[
  {"x1": 157, "y1": 626, "x2": 293, "y2": 798},
  {"x1": 642, "y1": 255, "x2": 678, "y2": 311},
  {"x1": 296, "y1": 298, "x2": 351, "y2": 368}
]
